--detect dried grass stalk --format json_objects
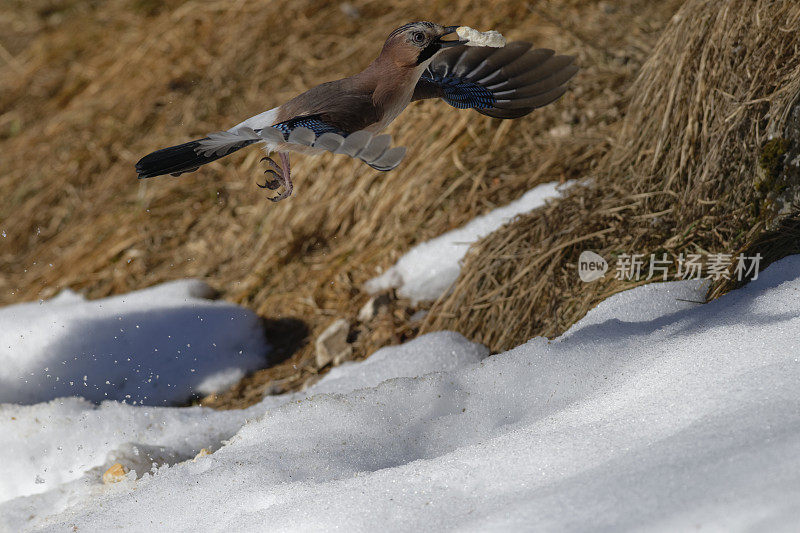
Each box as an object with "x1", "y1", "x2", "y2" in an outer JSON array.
[
  {"x1": 425, "y1": 0, "x2": 800, "y2": 351},
  {"x1": 0, "y1": 0, "x2": 684, "y2": 407}
]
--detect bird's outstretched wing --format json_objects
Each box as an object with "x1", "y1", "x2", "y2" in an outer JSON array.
[
  {"x1": 137, "y1": 113, "x2": 405, "y2": 179},
  {"x1": 267, "y1": 118, "x2": 406, "y2": 172},
  {"x1": 413, "y1": 42, "x2": 578, "y2": 119},
  {"x1": 194, "y1": 116, "x2": 406, "y2": 172}
]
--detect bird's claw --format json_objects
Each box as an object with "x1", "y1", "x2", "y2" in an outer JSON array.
[
  {"x1": 257, "y1": 180, "x2": 282, "y2": 190},
  {"x1": 258, "y1": 153, "x2": 293, "y2": 202},
  {"x1": 269, "y1": 191, "x2": 291, "y2": 203},
  {"x1": 259, "y1": 157, "x2": 282, "y2": 173},
  {"x1": 257, "y1": 169, "x2": 282, "y2": 190}
]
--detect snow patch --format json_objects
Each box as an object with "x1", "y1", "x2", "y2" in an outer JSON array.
[
  {"x1": 0, "y1": 256, "x2": 800, "y2": 531},
  {"x1": 0, "y1": 331, "x2": 485, "y2": 507},
  {"x1": 5, "y1": 256, "x2": 800, "y2": 530},
  {"x1": 366, "y1": 181, "x2": 568, "y2": 302},
  {"x1": 0, "y1": 279, "x2": 269, "y2": 406}
]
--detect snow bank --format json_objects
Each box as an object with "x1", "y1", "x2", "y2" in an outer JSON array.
[
  {"x1": 365, "y1": 181, "x2": 569, "y2": 302},
  {"x1": 5, "y1": 255, "x2": 800, "y2": 531},
  {"x1": 564, "y1": 277, "x2": 709, "y2": 336},
  {"x1": 0, "y1": 280, "x2": 269, "y2": 405},
  {"x1": 0, "y1": 331, "x2": 485, "y2": 508}
]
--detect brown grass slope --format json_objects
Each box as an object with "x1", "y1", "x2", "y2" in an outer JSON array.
[
  {"x1": 425, "y1": 0, "x2": 800, "y2": 351},
  {"x1": 1, "y1": 0, "x2": 683, "y2": 407}
]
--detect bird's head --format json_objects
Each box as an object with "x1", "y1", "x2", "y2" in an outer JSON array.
[{"x1": 380, "y1": 22, "x2": 464, "y2": 68}]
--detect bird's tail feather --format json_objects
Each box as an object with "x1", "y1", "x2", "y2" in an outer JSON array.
[{"x1": 136, "y1": 137, "x2": 258, "y2": 179}]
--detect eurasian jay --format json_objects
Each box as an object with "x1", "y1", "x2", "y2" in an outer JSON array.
[{"x1": 136, "y1": 22, "x2": 577, "y2": 202}]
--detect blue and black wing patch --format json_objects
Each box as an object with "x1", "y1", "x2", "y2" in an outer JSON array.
[
  {"x1": 413, "y1": 42, "x2": 578, "y2": 119},
  {"x1": 422, "y1": 75, "x2": 496, "y2": 110},
  {"x1": 271, "y1": 115, "x2": 346, "y2": 138}
]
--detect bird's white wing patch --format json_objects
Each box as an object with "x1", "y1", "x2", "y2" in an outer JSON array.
[
  {"x1": 195, "y1": 107, "x2": 282, "y2": 157},
  {"x1": 230, "y1": 107, "x2": 279, "y2": 131},
  {"x1": 356, "y1": 134, "x2": 392, "y2": 162},
  {"x1": 456, "y1": 26, "x2": 506, "y2": 48}
]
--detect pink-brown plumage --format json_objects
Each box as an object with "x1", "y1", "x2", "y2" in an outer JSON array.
[{"x1": 136, "y1": 22, "x2": 577, "y2": 202}]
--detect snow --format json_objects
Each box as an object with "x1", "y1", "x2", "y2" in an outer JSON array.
[
  {"x1": 4, "y1": 252, "x2": 800, "y2": 531},
  {"x1": 0, "y1": 331, "x2": 485, "y2": 508},
  {"x1": 366, "y1": 181, "x2": 569, "y2": 302},
  {"x1": 0, "y1": 280, "x2": 269, "y2": 406},
  {"x1": 563, "y1": 277, "x2": 709, "y2": 337}
]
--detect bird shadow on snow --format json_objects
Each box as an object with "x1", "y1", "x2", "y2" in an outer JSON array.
[{"x1": 8, "y1": 309, "x2": 309, "y2": 406}]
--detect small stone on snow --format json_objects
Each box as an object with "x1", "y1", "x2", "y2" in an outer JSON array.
[
  {"x1": 315, "y1": 319, "x2": 352, "y2": 367},
  {"x1": 192, "y1": 448, "x2": 211, "y2": 462},
  {"x1": 102, "y1": 463, "x2": 127, "y2": 484},
  {"x1": 358, "y1": 293, "x2": 391, "y2": 323}
]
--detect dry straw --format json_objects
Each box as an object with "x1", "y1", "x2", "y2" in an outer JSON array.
[
  {"x1": 2, "y1": 0, "x2": 684, "y2": 407},
  {"x1": 425, "y1": 0, "x2": 800, "y2": 351}
]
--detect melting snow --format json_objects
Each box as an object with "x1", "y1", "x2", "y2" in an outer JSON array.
[
  {"x1": 3, "y1": 254, "x2": 800, "y2": 531},
  {"x1": 0, "y1": 280, "x2": 269, "y2": 406},
  {"x1": 365, "y1": 181, "x2": 569, "y2": 302}
]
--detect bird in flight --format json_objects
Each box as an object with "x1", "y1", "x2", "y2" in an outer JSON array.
[{"x1": 136, "y1": 22, "x2": 577, "y2": 202}]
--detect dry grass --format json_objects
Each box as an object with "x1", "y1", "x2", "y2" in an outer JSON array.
[
  {"x1": 425, "y1": 0, "x2": 800, "y2": 351},
  {"x1": 1, "y1": 0, "x2": 684, "y2": 408}
]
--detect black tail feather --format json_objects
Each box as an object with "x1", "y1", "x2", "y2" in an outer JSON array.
[{"x1": 135, "y1": 138, "x2": 257, "y2": 179}]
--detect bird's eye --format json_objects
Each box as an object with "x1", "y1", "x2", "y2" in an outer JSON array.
[{"x1": 412, "y1": 32, "x2": 425, "y2": 44}]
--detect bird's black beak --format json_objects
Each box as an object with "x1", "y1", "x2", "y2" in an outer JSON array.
[{"x1": 437, "y1": 26, "x2": 466, "y2": 48}]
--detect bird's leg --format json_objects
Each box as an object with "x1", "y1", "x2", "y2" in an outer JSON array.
[
  {"x1": 257, "y1": 154, "x2": 293, "y2": 202},
  {"x1": 270, "y1": 152, "x2": 292, "y2": 202},
  {"x1": 268, "y1": 153, "x2": 293, "y2": 202}
]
